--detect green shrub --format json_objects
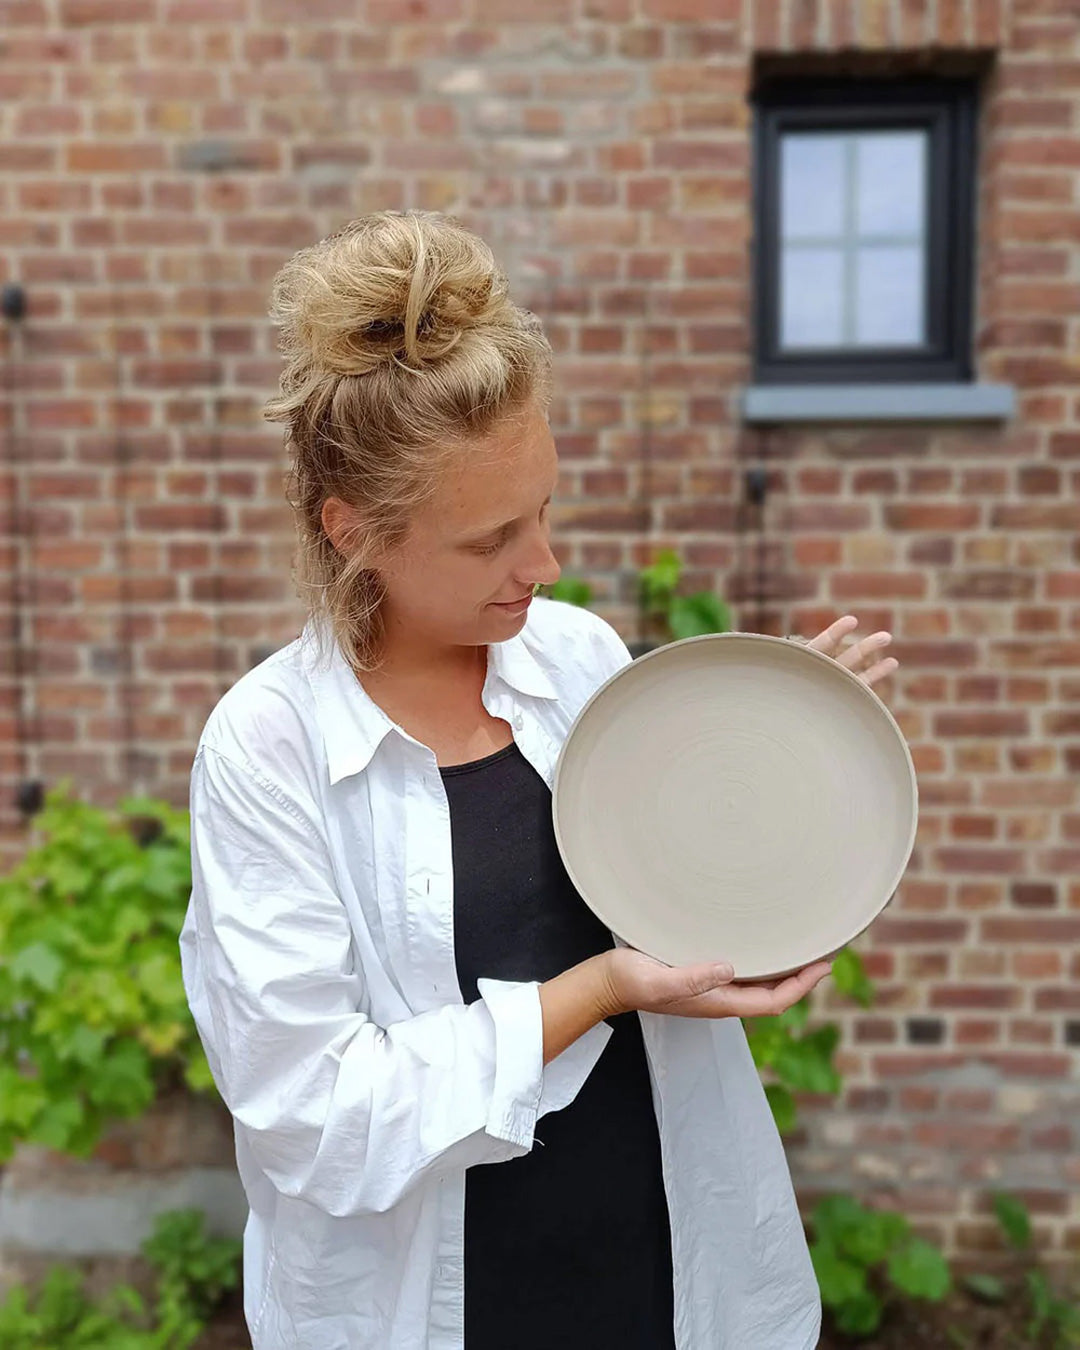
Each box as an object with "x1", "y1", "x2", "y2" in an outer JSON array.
[
  {"x1": 962, "y1": 1193, "x2": 1080, "y2": 1348},
  {"x1": 637, "y1": 547, "x2": 731, "y2": 638},
  {"x1": 542, "y1": 547, "x2": 731, "y2": 640},
  {"x1": 0, "y1": 782, "x2": 214, "y2": 1162},
  {"x1": 811, "y1": 1193, "x2": 952, "y2": 1338},
  {"x1": 0, "y1": 1208, "x2": 240, "y2": 1350}
]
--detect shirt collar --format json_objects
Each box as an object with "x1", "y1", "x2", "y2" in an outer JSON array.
[{"x1": 300, "y1": 615, "x2": 559, "y2": 786}]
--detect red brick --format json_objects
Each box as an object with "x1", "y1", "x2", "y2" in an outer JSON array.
[
  {"x1": 65, "y1": 142, "x2": 166, "y2": 173},
  {"x1": 652, "y1": 140, "x2": 746, "y2": 172},
  {"x1": 934, "y1": 712, "x2": 1030, "y2": 737},
  {"x1": 929, "y1": 986, "x2": 1021, "y2": 1010},
  {"x1": 983, "y1": 917, "x2": 1080, "y2": 943},
  {"x1": 831, "y1": 572, "x2": 928, "y2": 600},
  {"x1": 642, "y1": 0, "x2": 740, "y2": 18}
]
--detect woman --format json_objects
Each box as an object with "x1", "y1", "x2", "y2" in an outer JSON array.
[{"x1": 179, "y1": 210, "x2": 899, "y2": 1350}]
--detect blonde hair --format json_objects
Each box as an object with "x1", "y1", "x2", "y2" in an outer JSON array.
[{"x1": 262, "y1": 210, "x2": 553, "y2": 677}]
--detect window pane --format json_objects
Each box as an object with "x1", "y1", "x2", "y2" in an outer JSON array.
[
  {"x1": 781, "y1": 247, "x2": 845, "y2": 348},
  {"x1": 855, "y1": 246, "x2": 924, "y2": 346},
  {"x1": 780, "y1": 133, "x2": 846, "y2": 240},
  {"x1": 856, "y1": 131, "x2": 926, "y2": 238}
]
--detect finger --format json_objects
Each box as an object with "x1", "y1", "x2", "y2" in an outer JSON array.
[
  {"x1": 806, "y1": 615, "x2": 858, "y2": 654},
  {"x1": 834, "y1": 628, "x2": 892, "y2": 671},
  {"x1": 673, "y1": 961, "x2": 831, "y2": 1018},
  {"x1": 753, "y1": 962, "x2": 832, "y2": 1007},
  {"x1": 654, "y1": 959, "x2": 737, "y2": 1002},
  {"x1": 858, "y1": 655, "x2": 899, "y2": 688}
]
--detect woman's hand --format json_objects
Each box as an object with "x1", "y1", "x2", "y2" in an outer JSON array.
[
  {"x1": 596, "y1": 946, "x2": 832, "y2": 1021},
  {"x1": 801, "y1": 614, "x2": 899, "y2": 689}
]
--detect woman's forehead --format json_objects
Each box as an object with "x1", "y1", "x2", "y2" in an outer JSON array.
[{"x1": 433, "y1": 417, "x2": 558, "y2": 532}]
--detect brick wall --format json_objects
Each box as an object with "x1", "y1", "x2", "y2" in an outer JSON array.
[{"x1": 0, "y1": 0, "x2": 1077, "y2": 1261}]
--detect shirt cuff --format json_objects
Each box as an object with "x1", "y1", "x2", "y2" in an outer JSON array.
[{"x1": 477, "y1": 978, "x2": 612, "y2": 1150}]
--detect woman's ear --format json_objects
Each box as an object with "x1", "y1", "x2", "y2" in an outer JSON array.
[{"x1": 322, "y1": 496, "x2": 369, "y2": 560}]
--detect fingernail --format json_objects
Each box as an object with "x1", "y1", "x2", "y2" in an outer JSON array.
[{"x1": 715, "y1": 962, "x2": 734, "y2": 979}]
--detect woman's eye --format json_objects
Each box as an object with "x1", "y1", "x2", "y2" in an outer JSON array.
[{"x1": 475, "y1": 540, "x2": 503, "y2": 556}]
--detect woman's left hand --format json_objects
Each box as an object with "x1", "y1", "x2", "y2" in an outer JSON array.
[{"x1": 804, "y1": 614, "x2": 899, "y2": 690}]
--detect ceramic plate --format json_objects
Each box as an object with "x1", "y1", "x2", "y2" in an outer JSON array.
[{"x1": 552, "y1": 631, "x2": 918, "y2": 982}]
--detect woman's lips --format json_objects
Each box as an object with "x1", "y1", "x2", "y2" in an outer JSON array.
[{"x1": 492, "y1": 594, "x2": 533, "y2": 609}]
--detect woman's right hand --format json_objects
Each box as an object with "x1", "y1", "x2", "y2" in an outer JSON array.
[{"x1": 596, "y1": 946, "x2": 832, "y2": 1021}]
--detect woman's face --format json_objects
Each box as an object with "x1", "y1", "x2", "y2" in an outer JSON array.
[{"x1": 324, "y1": 401, "x2": 562, "y2": 660}]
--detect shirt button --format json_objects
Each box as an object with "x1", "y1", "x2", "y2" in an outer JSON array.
[{"x1": 512, "y1": 712, "x2": 524, "y2": 730}]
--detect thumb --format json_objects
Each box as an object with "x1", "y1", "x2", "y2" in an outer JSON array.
[{"x1": 679, "y1": 960, "x2": 736, "y2": 998}]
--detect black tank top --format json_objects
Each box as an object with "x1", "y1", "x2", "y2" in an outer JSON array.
[{"x1": 440, "y1": 739, "x2": 675, "y2": 1350}]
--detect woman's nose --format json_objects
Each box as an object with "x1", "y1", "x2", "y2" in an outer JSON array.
[
  {"x1": 534, "y1": 547, "x2": 561, "y2": 588},
  {"x1": 521, "y1": 530, "x2": 560, "y2": 588}
]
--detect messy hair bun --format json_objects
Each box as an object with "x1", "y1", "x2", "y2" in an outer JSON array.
[
  {"x1": 263, "y1": 210, "x2": 552, "y2": 676},
  {"x1": 268, "y1": 212, "x2": 532, "y2": 378}
]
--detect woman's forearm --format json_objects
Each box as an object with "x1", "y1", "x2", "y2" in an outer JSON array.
[{"x1": 538, "y1": 952, "x2": 617, "y2": 1064}]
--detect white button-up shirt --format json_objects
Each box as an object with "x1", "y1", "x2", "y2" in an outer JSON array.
[{"x1": 179, "y1": 596, "x2": 821, "y2": 1350}]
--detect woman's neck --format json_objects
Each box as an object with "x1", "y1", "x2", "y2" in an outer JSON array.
[{"x1": 366, "y1": 636, "x2": 487, "y2": 695}]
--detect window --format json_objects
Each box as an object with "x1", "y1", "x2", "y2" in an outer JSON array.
[{"x1": 752, "y1": 78, "x2": 978, "y2": 385}]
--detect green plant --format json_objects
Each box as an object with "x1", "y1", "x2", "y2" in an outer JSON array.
[
  {"x1": 141, "y1": 1208, "x2": 243, "y2": 1326},
  {"x1": 811, "y1": 1193, "x2": 952, "y2": 1338},
  {"x1": 962, "y1": 1193, "x2": 1080, "y2": 1348},
  {"x1": 0, "y1": 782, "x2": 214, "y2": 1162},
  {"x1": 638, "y1": 547, "x2": 731, "y2": 639},
  {"x1": 540, "y1": 548, "x2": 731, "y2": 639},
  {"x1": 541, "y1": 576, "x2": 593, "y2": 608},
  {"x1": 0, "y1": 1208, "x2": 241, "y2": 1350},
  {"x1": 745, "y1": 945, "x2": 875, "y2": 1133}
]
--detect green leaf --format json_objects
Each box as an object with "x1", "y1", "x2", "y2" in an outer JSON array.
[
  {"x1": 764, "y1": 1082, "x2": 797, "y2": 1135},
  {"x1": 992, "y1": 1191, "x2": 1032, "y2": 1250},
  {"x1": 743, "y1": 1016, "x2": 787, "y2": 1069},
  {"x1": 836, "y1": 1208, "x2": 905, "y2": 1268},
  {"x1": 1026, "y1": 1268, "x2": 1053, "y2": 1320},
  {"x1": 9, "y1": 942, "x2": 64, "y2": 993},
  {"x1": 887, "y1": 1237, "x2": 952, "y2": 1301},
  {"x1": 34, "y1": 1264, "x2": 88, "y2": 1331},
  {"x1": 0, "y1": 1068, "x2": 48, "y2": 1132},
  {"x1": 811, "y1": 1240, "x2": 868, "y2": 1307},
  {"x1": 59, "y1": 1024, "x2": 107, "y2": 1067},
  {"x1": 829, "y1": 946, "x2": 875, "y2": 1008},
  {"x1": 668, "y1": 592, "x2": 731, "y2": 640},
  {"x1": 87, "y1": 1041, "x2": 154, "y2": 1115},
  {"x1": 835, "y1": 1288, "x2": 883, "y2": 1337},
  {"x1": 543, "y1": 577, "x2": 592, "y2": 607},
  {"x1": 774, "y1": 1023, "x2": 842, "y2": 1095},
  {"x1": 182, "y1": 1047, "x2": 216, "y2": 1094},
  {"x1": 639, "y1": 548, "x2": 681, "y2": 601},
  {"x1": 30, "y1": 1097, "x2": 87, "y2": 1152},
  {"x1": 136, "y1": 952, "x2": 184, "y2": 1007},
  {"x1": 813, "y1": 1194, "x2": 910, "y2": 1265},
  {"x1": 777, "y1": 998, "x2": 810, "y2": 1032},
  {"x1": 963, "y1": 1272, "x2": 1006, "y2": 1303}
]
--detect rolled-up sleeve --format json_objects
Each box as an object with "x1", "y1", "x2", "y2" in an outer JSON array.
[{"x1": 179, "y1": 744, "x2": 610, "y2": 1218}]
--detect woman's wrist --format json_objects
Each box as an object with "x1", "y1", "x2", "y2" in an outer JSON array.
[
  {"x1": 538, "y1": 952, "x2": 623, "y2": 1064},
  {"x1": 590, "y1": 949, "x2": 628, "y2": 1020}
]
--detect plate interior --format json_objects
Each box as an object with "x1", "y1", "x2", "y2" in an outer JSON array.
[{"x1": 553, "y1": 634, "x2": 918, "y2": 980}]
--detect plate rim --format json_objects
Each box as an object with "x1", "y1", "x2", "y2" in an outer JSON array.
[{"x1": 551, "y1": 629, "x2": 919, "y2": 981}]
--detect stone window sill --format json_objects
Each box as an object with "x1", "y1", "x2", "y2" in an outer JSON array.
[{"x1": 741, "y1": 383, "x2": 1016, "y2": 424}]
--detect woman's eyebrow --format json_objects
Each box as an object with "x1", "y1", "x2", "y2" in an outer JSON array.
[{"x1": 462, "y1": 492, "x2": 553, "y2": 541}]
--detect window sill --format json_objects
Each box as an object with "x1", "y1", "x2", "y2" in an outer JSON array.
[{"x1": 741, "y1": 382, "x2": 1016, "y2": 424}]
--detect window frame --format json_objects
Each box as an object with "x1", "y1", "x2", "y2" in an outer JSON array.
[{"x1": 751, "y1": 77, "x2": 978, "y2": 386}]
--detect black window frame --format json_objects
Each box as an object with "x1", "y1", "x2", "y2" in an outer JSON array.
[{"x1": 751, "y1": 76, "x2": 978, "y2": 385}]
